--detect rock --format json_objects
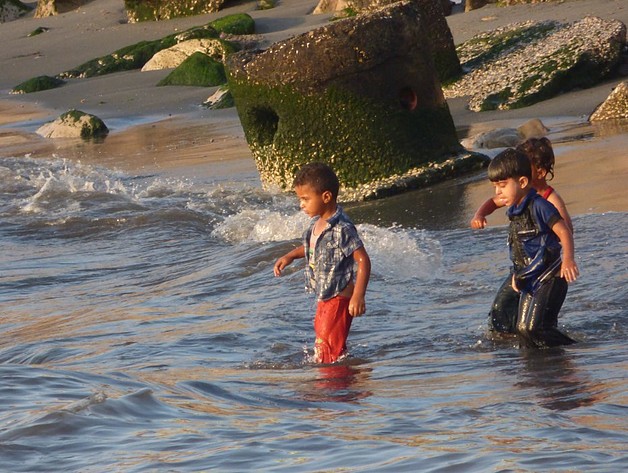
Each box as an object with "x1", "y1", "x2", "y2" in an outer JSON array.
[
  {"x1": 204, "y1": 86, "x2": 234, "y2": 109},
  {"x1": 37, "y1": 110, "x2": 109, "y2": 139},
  {"x1": 157, "y1": 52, "x2": 226, "y2": 87},
  {"x1": 11, "y1": 75, "x2": 65, "y2": 94},
  {"x1": 463, "y1": 118, "x2": 549, "y2": 149},
  {"x1": 0, "y1": 0, "x2": 32, "y2": 23},
  {"x1": 28, "y1": 26, "x2": 50, "y2": 37},
  {"x1": 464, "y1": 0, "x2": 488, "y2": 12},
  {"x1": 227, "y1": 1, "x2": 486, "y2": 198},
  {"x1": 34, "y1": 0, "x2": 89, "y2": 18},
  {"x1": 445, "y1": 16, "x2": 627, "y2": 111},
  {"x1": 313, "y1": 0, "x2": 461, "y2": 83},
  {"x1": 141, "y1": 38, "x2": 234, "y2": 71},
  {"x1": 124, "y1": 0, "x2": 226, "y2": 23},
  {"x1": 589, "y1": 81, "x2": 628, "y2": 121}
]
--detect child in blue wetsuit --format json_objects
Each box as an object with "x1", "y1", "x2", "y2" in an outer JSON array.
[
  {"x1": 471, "y1": 138, "x2": 575, "y2": 337},
  {"x1": 486, "y1": 148, "x2": 579, "y2": 348}
]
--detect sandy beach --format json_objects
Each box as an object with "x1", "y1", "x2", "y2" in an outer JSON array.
[{"x1": 0, "y1": 0, "x2": 626, "y2": 226}]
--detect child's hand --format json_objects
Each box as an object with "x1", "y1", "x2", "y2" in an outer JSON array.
[
  {"x1": 349, "y1": 295, "x2": 366, "y2": 317},
  {"x1": 273, "y1": 246, "x2": 305, "y2": 276},
  {"x1": 561, "y1": 258, "x2": 579, "y2": 283},
  {"x1": 470, "y1": 214, "x2": 487, "y2": 229},
  {"x1": 273, "y1": 256, "x2": 292, "y2": 277}
]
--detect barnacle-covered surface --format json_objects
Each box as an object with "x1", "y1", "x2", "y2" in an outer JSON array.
[
  {"x1": 124, "y1": 0, "x2": 226, "y2": 23},
  {"x1": 227, "y1": 1, "x2": 473, "y2": 199},
  {"x1": 1, "y1": 0, "x2": 32, "y2": 23},
  {"x1": 445, "y1": 16, "x2": 627, "y2": 111},
  {"x1": 589, "y1": 81, "x2": 628, "y2": 121},
  {"x1": 315, "y1": 0, "x2": 461, "y2": 84}
]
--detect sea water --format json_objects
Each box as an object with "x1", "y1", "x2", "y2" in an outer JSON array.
[{"x1": 0, "y1": 155, "x2": 626, "y2": 472}]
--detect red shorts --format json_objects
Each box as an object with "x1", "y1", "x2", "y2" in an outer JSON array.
[{"x1": 313, "y1": 296, "x2": 353, "y2": 364}]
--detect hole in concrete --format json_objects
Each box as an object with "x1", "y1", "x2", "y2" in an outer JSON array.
[
  {"x1": 399, "y1": 87, "x2": 418, "y2": 111},
  {"x1": 249, "y1": 107, "x2": 279, "y2": 146}
]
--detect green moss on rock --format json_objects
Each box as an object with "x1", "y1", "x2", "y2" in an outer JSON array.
[
  {"x1": 60, "y1": 109, "x2": 109, "y2": 139},
  {"x1": 446, "y1": 17, "x2": 627, "y2": 111},
  {"x1": 58, "y1": 25, "x2": 221, "y2": 79},
  {"x1": 228, "y1": 79, "x2": 462, "y2": 191},
  {"x1": 210, "y1": 13, "x2": 255, "y2": 35},
  {"x1": 158, "y1": 52, "x2": 226, "y2": 87},
  {"x1": 11, "y1": 75, "x2": 65, "y2": 94},
  {"x1": 57, "y1": 14, "x2": 252, "y2": 79},
  {"x1": 28, "y1": 26, "x2": 49, "y2": 37},
  {"x1": 125, "y1": 0, "x2": 225, "y2": 22}
]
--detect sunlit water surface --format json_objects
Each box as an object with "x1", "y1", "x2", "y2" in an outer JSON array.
[{"x1": 0, "y1": 156, "x2": 626, "y2": 472}]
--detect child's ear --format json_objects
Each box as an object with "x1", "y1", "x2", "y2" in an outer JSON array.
[
  {"x1": 518, "y1": 176, "x2": 529, "y2": 188},
  {"x1": 322, "y1": 190, "x2": 333, "y2": 203}
]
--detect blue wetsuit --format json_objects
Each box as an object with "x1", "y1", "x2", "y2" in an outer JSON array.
[{"x1": 489, "y1": 189, "x2": 575, "y2": 348}]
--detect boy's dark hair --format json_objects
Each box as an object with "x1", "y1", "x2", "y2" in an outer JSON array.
[
  {"x1": 488, "y1": 148, "x2": 532, "y2": 182},
  {"x1": 293, "y1": 162, "x2": 340, "y2": 199},
  {"x1": 516, "y1": 137, "x2": 555, "y2": 180}
]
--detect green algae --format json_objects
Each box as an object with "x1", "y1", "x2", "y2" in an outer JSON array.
[
  {"x1": 58, "y1": 14, "x2": 252, "y2": 79},
  {"x1": 228, "y1": 77, "x2": 461, "y2": 190},
  {"x1": 11, "y1": 75, "x2": 64, "y2": 94},
  {"x1": 158, "y1": 52, "x2": 226, "y2": 87}
]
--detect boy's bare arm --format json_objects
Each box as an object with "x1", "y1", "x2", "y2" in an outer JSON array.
[
  {"x1": 552, "y1": 220, "x2": 579, "y2": 282},
  {"x1": 470, "y1": 197, "x2": 501, "y2": 229},
  {"x1": 349, "y1": 246, "x2": 371, "y2": 317},
  {"x1": 274, "y1": 245, "x2": 305, "y2": 277}
]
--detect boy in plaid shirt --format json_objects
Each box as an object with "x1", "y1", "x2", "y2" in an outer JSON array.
[{"x1": 274, "y1": 163, "x2": 371, "y2": 363}]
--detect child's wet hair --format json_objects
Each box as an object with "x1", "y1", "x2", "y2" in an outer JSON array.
[
  {"x1": 516, "y1": 137, "x2": 555, "y2": 180},
  {"x1": 293, "y1": 162, "x2": 340, "y2": 199},
  {"x1": 488, "y1": 148, "x2": 532, "y2": 182}
]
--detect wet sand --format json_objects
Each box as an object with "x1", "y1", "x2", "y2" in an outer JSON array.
[{"x1": 0, "y1": 0, "x2": 626, "y2": 224}]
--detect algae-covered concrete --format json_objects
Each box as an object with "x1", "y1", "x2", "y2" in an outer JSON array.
[{"x1": 227, "y1": 2, "x2": 486, "y2": 199}]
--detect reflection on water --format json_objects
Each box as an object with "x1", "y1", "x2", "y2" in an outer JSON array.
[{"x1": 516, "y1": 348, "x2": 601, "y2": 411}]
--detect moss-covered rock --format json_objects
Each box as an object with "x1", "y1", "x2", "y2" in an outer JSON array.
[
  {"x1": 57, "y1": 14, "x2": 252, "y2": 79},
  {"x1": 227, "y1": 2, "x2": 483, "y2": 198},
  {"x1": 11, "y1": 75, "x2": 65, "y2": 94},
  {"x1": 445, "y1": 17, "x2": 627, "y2": 111},
  {"x1": 36, "y1": 109, "x2": 109, "y2": 139},
  {"x1": 124, "y1": 0, "x2": 226, "y2": 22},
  {"x1": 158, "y1": 52, "x2": 226, "y2": 86},
  {"x1": 209, "y1": 13, "x2": 255, "y2": 35},
  {"x1": 28, "y1": 26, "x2": 50, "y2": 37},
  {"x1": 0, "y1": 0, "x2": 32, "y2": 23},
  {"x1": 142, "y1": 38, "x2": 236, "y2": 71},
  {"x1": 58, "y1": 26, "x2": 220, "y2": 79}
]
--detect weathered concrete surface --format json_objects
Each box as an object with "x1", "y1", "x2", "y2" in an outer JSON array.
[{"x1": 227, "y1": 1, "x2": 487, "y2": 200}]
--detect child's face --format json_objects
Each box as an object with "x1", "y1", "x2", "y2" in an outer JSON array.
[
  {"x1": 492, "y1": 176, "x2": 529, "y2": 207},
  {"x1": 294, "y1": 184, "x2": 332, "y2": 218}
]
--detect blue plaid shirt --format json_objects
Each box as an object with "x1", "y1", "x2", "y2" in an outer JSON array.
[{"x1": 302, "y1": 206, "x2": 363, "y2": 301}]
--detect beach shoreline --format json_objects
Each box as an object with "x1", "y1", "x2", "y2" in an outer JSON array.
[{"x1": 1, "y1": 0, "x2": 626, "y2": 223}]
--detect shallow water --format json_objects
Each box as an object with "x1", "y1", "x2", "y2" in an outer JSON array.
[{"x1": 0, "y1": 155, "x2": 627, "y2": 472}]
